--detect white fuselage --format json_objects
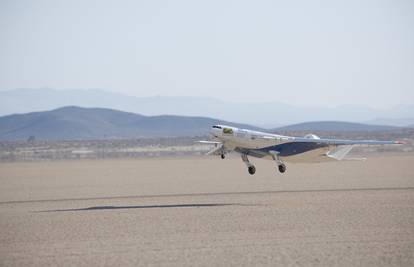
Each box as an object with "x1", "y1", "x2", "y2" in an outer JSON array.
[
  {"x1": 210, "y1": 125, "x2": 292, "y2": 150},
  {"x1": 209, "y1": 125, "x2": 334, "y2": 162}
]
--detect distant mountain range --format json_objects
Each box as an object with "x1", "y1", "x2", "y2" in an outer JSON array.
[
  {"x1": 0, "y1": 106, "x2": 263, "y2": 140},
  {"x1": 1, "y1": 88, "x2": 413, "y2": 127},
  {"x1": 0, "y1": 106, "x2": 409, "y2": 140}
]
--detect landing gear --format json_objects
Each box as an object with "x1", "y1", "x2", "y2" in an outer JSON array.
[
  {"x1": 221, "y1": 154, "x2": 225, "y2": 159},
  {"x1": 278, "y1": 164, "x2": 286, "y2": 173},
  {"x1": 241, "y1": 153, "x2": 256, "y2": 175},
  {"x1": 270, "y1": 150, "x2": 287, "y2": 174},
  {"x1": 240, "y1": 152, "x2": 286, "y2": 175},
  {"x1": 248, "y1": 165, "x2": 256, "y2": 175}
]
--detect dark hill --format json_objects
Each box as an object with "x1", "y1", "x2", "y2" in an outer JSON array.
[{"x1": 0, "y1": 106, "x2": 263, "y2": 140}]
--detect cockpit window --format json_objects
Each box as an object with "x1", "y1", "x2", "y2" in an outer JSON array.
[{"x1": 212, "y1": 125, "x2": 222, "y2": 129}]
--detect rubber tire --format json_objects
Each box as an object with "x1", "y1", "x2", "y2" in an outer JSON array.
[
  {"x1": 248, "y1": 166, "x2": 256, "y2": 175},
  {"x1": 221, "y1": 154, "x2": 225, "y2": 159},
  {"x1": 278, "y1": 164, "x2": 286, "y2": 173}
]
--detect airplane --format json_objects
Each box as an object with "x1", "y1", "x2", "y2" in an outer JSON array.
[{"x1": 199, "y1": 125, "x2": 403, "y2": 175}]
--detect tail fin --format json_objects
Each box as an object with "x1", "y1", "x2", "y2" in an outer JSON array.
[{"x1": 327, "y1": 145, "x2": 354, "y2": 160}]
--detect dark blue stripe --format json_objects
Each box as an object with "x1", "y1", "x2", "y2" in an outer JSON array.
[
  {"x1": 235, "y1": 142, "x2": 330, "y2": 158},
  {"x1": 259, "y1": 142, "x2": 329, "y2": 156}
]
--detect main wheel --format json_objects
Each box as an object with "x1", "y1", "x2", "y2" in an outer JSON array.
[
  {"x1": 278, "y1": 164, "x2": 286, "y2": 173},
  {"x1": 248, "y1": 165, "x2": 256, "y2": 175},
  {"x1": 221, "y1": 154, "x2": 225, "y2": 159}
]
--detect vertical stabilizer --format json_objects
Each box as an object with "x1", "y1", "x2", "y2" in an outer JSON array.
[{"x1": 327, "y1": 145, "x2": 354, "y2": 160}]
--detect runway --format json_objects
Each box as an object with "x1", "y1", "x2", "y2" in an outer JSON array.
[{"x1": 1, "y1": 155, "x2": 414, "y2": 266}]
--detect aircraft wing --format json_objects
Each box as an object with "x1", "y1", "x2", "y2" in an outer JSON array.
[
  {"x1": 196, "y1": 141, "x2": 224, "y2": 156},
  {"x1": 272, "y1": 137, "x2": 403, "y2": 163},
  {"x1": 292, "y1": 137, "x2": 403, "y2": 146},
  {"x1": 196, "y1": 141, "x2": 222, "y2": 145}
]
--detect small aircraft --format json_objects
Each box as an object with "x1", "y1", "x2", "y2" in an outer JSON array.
[{"x1": 199, "y1": 125, "x2": 403, "y2": 175}]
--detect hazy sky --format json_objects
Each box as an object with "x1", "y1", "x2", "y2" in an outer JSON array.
[{"x1": 1, "y1": 0, "x2": 413, "y2": 108}]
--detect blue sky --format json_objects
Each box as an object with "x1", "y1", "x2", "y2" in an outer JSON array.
[{"x1": 1, "y1": 0, "x2": 413, "y2": 108}]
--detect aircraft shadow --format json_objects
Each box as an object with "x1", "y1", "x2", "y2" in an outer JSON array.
[{"x1": 39, "y1": 203, "x2": 246, "y2": 212}]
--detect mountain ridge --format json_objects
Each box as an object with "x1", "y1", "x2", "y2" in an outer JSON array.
[
  {"x1": 0, "y1": 106, "x2": 264, "y2": 140},
  {"x1": 1, "y1": 88, "x2": 413, "y2": 127},
  {"x1": 0, "y1": 106, "x2": 408, "y2": 140}
]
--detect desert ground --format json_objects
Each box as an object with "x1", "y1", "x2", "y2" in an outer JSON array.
[{"x1": 0, "y1": 154, "x2": 413, "y2": 266}]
